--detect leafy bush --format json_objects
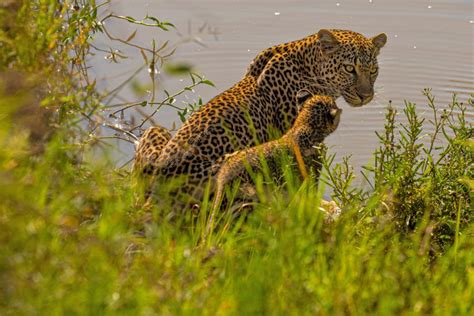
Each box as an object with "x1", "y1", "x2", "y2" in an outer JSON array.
[{"x1": 323, "y1": 91, "x2": 473, "y2": 254}]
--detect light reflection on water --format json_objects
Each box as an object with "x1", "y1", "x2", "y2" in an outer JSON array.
[{"x1": 91, "y1": 0, "x2": 473, "y2": 173}]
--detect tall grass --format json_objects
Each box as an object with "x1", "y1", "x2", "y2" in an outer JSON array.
[
  {"x1": 1, "y1": 97, "x2": 472, "y2": 314},
  {"x1": 0, "y1": 1, "x2": 473, "y2": 315}
]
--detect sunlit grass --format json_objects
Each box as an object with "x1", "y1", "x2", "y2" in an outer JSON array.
[{"x1": 1, "y1": 114, "x2": 473, "y2": 314}]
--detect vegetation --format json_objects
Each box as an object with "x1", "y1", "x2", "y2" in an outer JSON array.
[{"x1": 1, "y1": 1, "x2": 472, "y2": 314}]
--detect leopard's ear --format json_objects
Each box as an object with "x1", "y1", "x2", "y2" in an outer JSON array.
[
  {"x1": 317, "y1": 29, "x2": 340, "y2": 55},
  {"x1": 296, "y1": 89, "x2": 313, "y2": 107},
  {"x1": 371, "y1": 33, "x2": 387, "y2": 50},
  {"x1": 329, "y1": 108, "x2": 342, "y2": 119}
]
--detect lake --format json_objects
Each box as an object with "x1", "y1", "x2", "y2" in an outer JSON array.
[{"x1": 91, "y1": 0, "x2": 473, "y2": 174}]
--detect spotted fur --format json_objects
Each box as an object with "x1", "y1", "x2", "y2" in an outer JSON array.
[
  {"x1": 134, "y1": 29, "x2": 387, "y2": 203},
  {"x1": 133, "y1": 125, "x2": 172, "y2": 173}
]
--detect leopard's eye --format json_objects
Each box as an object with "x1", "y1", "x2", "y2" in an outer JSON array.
[
  {"x1": 343, "y1": 64, "x2": 356, "y2": 73},
  {"x1": 370, "y1": 67, "x2": 378, "y2": 75}
]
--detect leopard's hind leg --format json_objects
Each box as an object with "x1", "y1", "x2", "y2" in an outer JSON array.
[
  {"x1": 132, "y1": 125, "x2": 172, "y2": 209},
  {"x1": 133, "y1": 125, "x2": 172, "y2": 174}
]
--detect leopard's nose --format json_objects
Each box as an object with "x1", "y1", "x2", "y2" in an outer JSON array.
[{"x1": 357, "y1": 92, "x2": 373, "y2": 105}]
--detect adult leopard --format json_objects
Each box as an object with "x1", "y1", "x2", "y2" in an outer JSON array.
[{"x1": 134, "y1": 29, "x2": 387, "y2": 203}]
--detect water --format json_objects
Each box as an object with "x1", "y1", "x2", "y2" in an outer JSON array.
[{"x1": 91, "y1": 0, "x2": 473, "y2": 172}]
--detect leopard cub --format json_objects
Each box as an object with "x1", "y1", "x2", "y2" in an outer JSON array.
[{"x1": 212, "y1": 93, "x2": 342, "y2": 212}]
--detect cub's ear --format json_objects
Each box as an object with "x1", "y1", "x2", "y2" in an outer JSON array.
[
  {"x1": 371, "y1": 33, "x2": 387, "y2": 50},
  {"x1": 329, "y1": 108, "x2": 341, "y2": 119},
  {"x1": 296, "y1": 89, "x2": 313, "y2": 107},
  {"x1": 328, "y1": 108, "x2": 342, "y2": 127},
  {"x1": 317, "y1": 29, "x2": 340, "y2": 55}
]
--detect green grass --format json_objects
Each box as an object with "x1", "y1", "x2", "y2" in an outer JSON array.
[
  {"x1": 0, "y1": 114, "x2": 472, "y2": 314},
  {"x1": 1, "y1": 1, "x2": 473, "y2": 315}
]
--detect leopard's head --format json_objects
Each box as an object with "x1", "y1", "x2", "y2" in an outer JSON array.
[
  {"x1": 295, "y1": 92, "x2": 342, "y2": 138},
  {"x1": 314, "y1": 29, "x2": 387, "y2": 107}
]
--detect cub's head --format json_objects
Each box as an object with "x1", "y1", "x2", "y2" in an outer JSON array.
[
  {"x1": 295, "y1": 91, "x2": 342, "y2": 137},
  {"x1": 314, "y1": 29, "x2": 387, "y2": 107}
]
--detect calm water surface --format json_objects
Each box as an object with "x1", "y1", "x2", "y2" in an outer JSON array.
[{"x1": 92, "y1": 0, "x2": 473, "y2": 172}]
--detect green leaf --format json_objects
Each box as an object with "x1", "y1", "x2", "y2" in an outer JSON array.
[
  {"x1": 178, "y1": 110, "x2": 186, "y2": 123},
  {"x1": 147, "y1": 16, "x2": 161, "y2": 24},
  {"x1": 201, "y1": 79, "x2": 215, "y2": 87},
  {"x1": 140, "y1": 49, "x2": 148, "y2": 64},
  {"x1": 189, "y1": 73, "x2": 196, "y2": 85},
  {"x1": 126, "y1": 30, "x2": 137, "y2": 42},
  {"x1": 164, "y1": 63, "x2": 193, "y2": 76},
  {"x1": 156, "y1": 40, "x2": 169, "y2": 53}
]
